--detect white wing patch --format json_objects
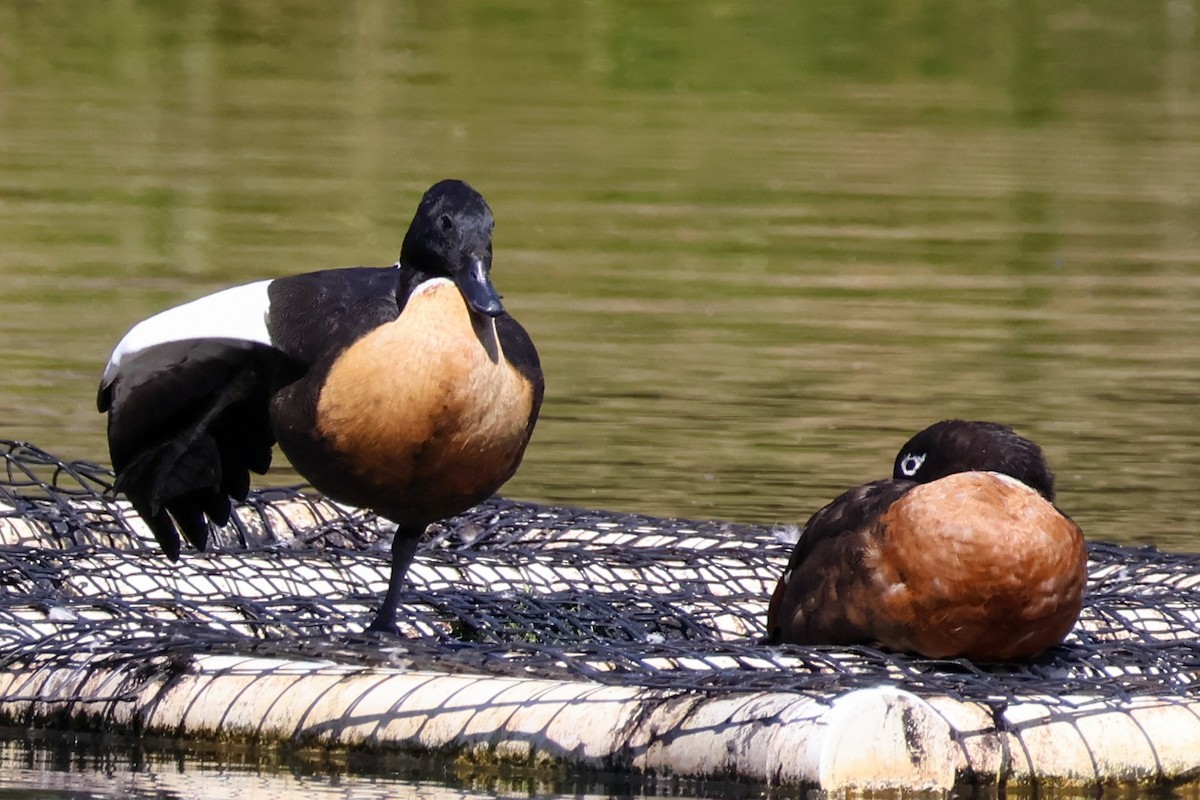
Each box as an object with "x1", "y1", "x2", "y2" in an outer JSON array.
[{"x1": 102, "y1": 280, "x2": 273, "y2": 383}]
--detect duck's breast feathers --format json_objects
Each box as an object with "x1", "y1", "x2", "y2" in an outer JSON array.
[
  {"x1": 101, "y1": 280, "x2": 274, "y2": 393},
  {"x1": 293, "y1": 278, "x2": 540, "y2": 522}
]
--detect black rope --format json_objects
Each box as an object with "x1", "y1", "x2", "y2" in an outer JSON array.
[{"x1": 0, "y1": 438, "x2": 1197, "y2": 713}]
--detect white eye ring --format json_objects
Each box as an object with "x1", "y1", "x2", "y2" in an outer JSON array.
[{"x1": 899, "y1": 452, "x2": 926, "y2": 477}]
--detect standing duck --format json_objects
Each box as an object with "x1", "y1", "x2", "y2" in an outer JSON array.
[
  {"x1": 98, "y1": 179, "x2": 543, "y2": 633},
  {"x1": 765, "y1": 420, "x2": 1086, "y2": 661}
]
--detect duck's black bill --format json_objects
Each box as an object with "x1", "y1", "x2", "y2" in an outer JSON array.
[{"x1": 459, "y1": 256, "x2": 504, "y2": 317}]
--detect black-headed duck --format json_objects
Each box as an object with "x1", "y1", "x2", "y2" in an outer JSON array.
[
  {"x1": 98, "y1": 179, "x2": 543, "y2": 633},
  {"x1": 766, "y1": 420, "x2": 1086, "y2": 661}
]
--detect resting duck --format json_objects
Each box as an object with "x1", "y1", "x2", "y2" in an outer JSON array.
[
  {"x1": 765, "y1": 420, "x2": 1087, "y2": 661},
  {"x1": 98, "y1": 179, "x2": 543, "y2": 633}
]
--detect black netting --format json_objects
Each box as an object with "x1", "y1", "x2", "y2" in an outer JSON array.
[{"x1": 1, "y1": 438, "x2": 1198, "y2": 713}]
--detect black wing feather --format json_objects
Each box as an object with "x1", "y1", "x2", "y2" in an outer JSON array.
[
  {"x1": 102, "y1": 339, "x2": 286, "y2": 557},
  {"x1": 495, "y1": 312, "x2": 544, "y2": 428},
  {"x1": 784, "y1": 479, "x2": 916, "y2": 572}
]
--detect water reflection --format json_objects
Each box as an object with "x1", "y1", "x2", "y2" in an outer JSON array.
[
  {"x1": 0, "y1": 0, "x2": 1197, "y2": 555},
  {"x1": 0, "y1": 733, "x2": 736, "y2": 800}
]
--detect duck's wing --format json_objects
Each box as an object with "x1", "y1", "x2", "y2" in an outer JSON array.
[
  {"x1": 495, "y1": 312, "x2": 544, "y2": 431},
  {"x1": 264, "y1": 266, "x2": 404, "y2": 362},
  {"x1": 99, "y1": 269, "x2": 405, "y2": 559},
  {"x1": 765, "y1": 479, "x2": 915, "y2": 644},
  {"x1": 98, "y1": 282, "x2": 293, "y2": 558}
]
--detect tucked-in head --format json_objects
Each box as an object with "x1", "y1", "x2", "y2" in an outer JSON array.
[
  {"x1": 401, "y1": 179, "x2": 502, "y2": 316},
  {"x1": 891, "y1": 419, "x2": 1056, "y2": 501}
]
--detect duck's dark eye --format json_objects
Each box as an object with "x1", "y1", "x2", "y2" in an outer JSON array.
[
  {"x1": 438, "y1": 214, "x2": 453, "y2": 232},
  {"x1": 898, "y1": 452, "x2": 926, "y2": 477}
]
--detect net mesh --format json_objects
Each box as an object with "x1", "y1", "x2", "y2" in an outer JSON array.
[{"x1": 1, "y1": 438, "x2": 1198, "y2": 711}]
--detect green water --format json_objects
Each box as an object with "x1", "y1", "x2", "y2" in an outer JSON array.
[
  {"x1": 0, "y1": 730, "x2": 719, "y2": 800},
  {"x1": 3, "y1": 3, "x2": 1199, "y2": 542},
  {"x1": 0, "y1": 2, "x2": 1199, "y2": 791}
]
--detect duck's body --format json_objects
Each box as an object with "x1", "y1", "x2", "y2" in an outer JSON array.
[
  {"x1": 766, "y1": 420, "x2": 1086, "y2": 661},
  {"x1": 98, "y1": 180, "x2": 542, "y2": 632},
  {"x1": 270, "y1": 274, "x2": 540, "y2": 525}
]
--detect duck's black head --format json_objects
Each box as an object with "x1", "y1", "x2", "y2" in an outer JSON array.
[
  {"x1": 400, "y1": 179, "x2": 503, "y2": 316},
  {"x1": 891, "y1": 419, "x2": 1056, "y2": 501}
]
